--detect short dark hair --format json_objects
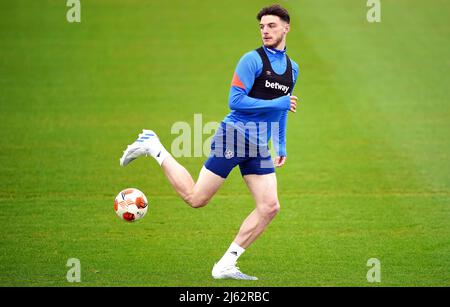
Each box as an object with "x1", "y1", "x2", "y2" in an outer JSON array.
[{"x1": 257, "y1": 4, "x2": 290, "y2": 24}]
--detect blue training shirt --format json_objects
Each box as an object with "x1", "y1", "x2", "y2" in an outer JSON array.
[{"x1": 222, "y1": 46, "x2": 299, "y2": 157}]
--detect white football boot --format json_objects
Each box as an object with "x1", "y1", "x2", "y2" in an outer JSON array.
[
  {"x1": 212, "y1": 263, "x2": 258, "y2": 280},
  {"x1": 119, "y1": 129, "x2": 164, "y2": 166}
]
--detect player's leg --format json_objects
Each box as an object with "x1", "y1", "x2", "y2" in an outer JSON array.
[
  {"x1": 120, "y1": 129, "x2": 225, "y2": 208},
  {"x1": 161, "y1": 156, "x2": 225, "y2": 208},
  {"x1": 234, "y1": 173, "x2": 280, "y2": 248},
  {"x1": 212, "y1": 156, "x2": 279, "y2": 280}
]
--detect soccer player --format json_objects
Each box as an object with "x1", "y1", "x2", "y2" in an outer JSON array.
[{"x1": 120, "y1": 4, "x2": 299, "y2": 280}]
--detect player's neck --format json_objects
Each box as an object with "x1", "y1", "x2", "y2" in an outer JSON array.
[
  {"x1": 265, "y1": 40, "x2": 286, "y2": 52},
  {"x1": 265, "y1": 44, "x2": 286, "y2": 54},
  {"x1": 274, "y1": 41, "x2": 286, "y2": 51}
]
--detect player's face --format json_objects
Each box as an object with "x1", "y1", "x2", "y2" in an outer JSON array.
[{"x1": 259, "y1": 15, "x2": 290, "y2": 49}]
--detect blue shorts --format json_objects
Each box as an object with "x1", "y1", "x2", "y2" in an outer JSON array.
[{"x1": 204, "y1": 123, "x2": 275, "y2": 178}]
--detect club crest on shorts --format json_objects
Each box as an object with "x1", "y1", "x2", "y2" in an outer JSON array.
[{"x1": 224, "y1": 148, "x2": 234, "y2": 159}]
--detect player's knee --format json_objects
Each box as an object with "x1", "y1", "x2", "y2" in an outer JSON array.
[
  {"x1": 271, "y1": 201, "x2": 281, "y2": 217},
  {"x1": 261, "y1": 200, "x2": 280, "y2": 219},
  {"x1": 185, "y1": 193, "x2": 209, "y2": 209},
  {"x1": 190, "y1": 199, "x2": 209, "y2": 208}
]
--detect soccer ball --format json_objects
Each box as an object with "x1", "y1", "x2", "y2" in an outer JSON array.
[{"x1": 114, "y1": 188, "x2": 149, "y2": 222}]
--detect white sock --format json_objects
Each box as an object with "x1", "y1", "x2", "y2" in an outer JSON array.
[
  {"x1": 217, "y1": 242, "x2": 245, "y2": 267},
  {"x1": 153, "y1": 146, "x2": 170, "y2": 166}
]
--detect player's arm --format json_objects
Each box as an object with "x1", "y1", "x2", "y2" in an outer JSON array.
[
  {"x1": 273, "y1": 111, "x2": 288, "y2": 167},
  {"x1": 228, "y1": 52, "x2": 292, "y2": 112},
  {"x1": 274, "y1": 62, "x2": 299, "y2": 167}
]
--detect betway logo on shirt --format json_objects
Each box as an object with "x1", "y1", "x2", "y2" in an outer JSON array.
[{"x1": 265, "y1": 80, "x2": 290, "y2": 94}]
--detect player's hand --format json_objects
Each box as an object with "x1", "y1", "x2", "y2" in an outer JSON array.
[
  {"x1": 290, "y1": 96, "x2": 298, "y2": 113},
  {"x1": 274, "y1": 156, "x2": 286, "y2": 168}
]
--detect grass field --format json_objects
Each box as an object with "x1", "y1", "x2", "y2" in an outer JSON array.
[{"x1": 1, "y1": 0, "x2": 449, "y2": 286}]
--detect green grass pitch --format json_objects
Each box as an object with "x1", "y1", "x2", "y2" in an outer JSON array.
[{"x1": 0, "y1": 0, "x2": 449, "y2": 286}]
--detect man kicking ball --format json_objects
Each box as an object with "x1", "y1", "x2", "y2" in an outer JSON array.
[{"x1": 120, "y1": 4, "x2": 299, "y2": 280}]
